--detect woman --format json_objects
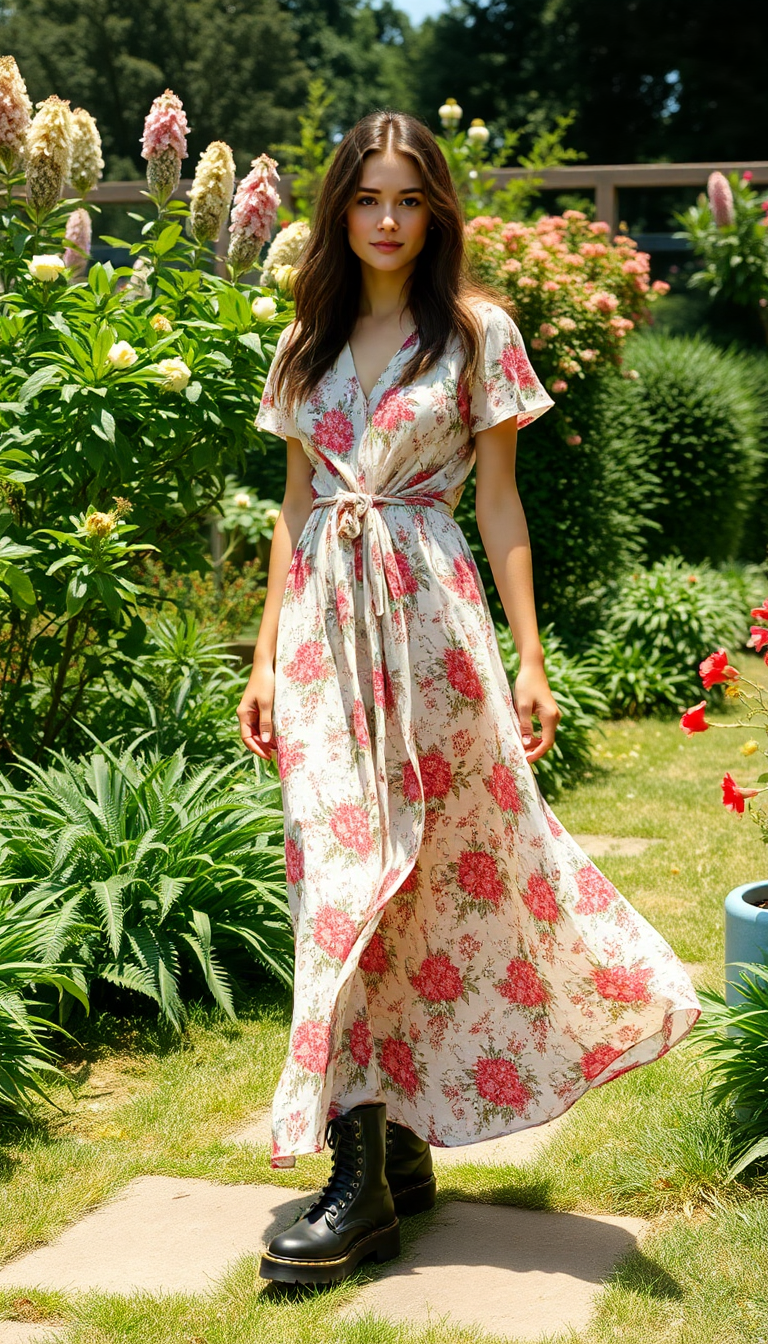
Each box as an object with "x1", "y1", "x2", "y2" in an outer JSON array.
[{"x1": 240, "y1": 110, "x2": 701, "y2": 1286}]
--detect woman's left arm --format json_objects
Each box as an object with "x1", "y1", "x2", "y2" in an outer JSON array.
[{"x1": 474, "y1": 414, "x2": 561, "y2": 764}]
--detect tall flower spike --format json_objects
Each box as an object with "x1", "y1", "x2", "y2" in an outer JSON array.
[
  {"x1": 63, "y1": 206, "x2": 91, "y2": 274},
  {"x1": 140, "y1": 88, "x2": 189, "y2": 206},
  {"x1": 260, "y1": 218, "x2": 310, "y2": 288},
  {"x1": 227, "y1": 154, "x2": 280, "y2": 277},
  {"x1": 707, "y1": 171, "x2": 735, "y2": 228},
  {"x1": 24, "y1": 94, "x2": 74, "y2": 217},
  {"x1": 188, "y1": 140, "x2": 236, "y2": 243},
  {"x1": 68, "y1": 108, "x2": 104, "y2": 196},
  {"x1": 0, "y1": 55, "x2": 33, "y2": 172}
]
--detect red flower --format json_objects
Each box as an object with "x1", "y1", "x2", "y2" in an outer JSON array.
[
  {"x1": 444, "y1": 647, "x2": 484, "y2": 701},
  {"x1": 352, "y1": 698, "x2": 370, "y2": 748},
  {"x1": 292, "y1": 1020, "x2": 331, "y2": 1074},
  {"x1": 329, "y1": 801, "x2": 374, "y2": 857},
  {"x1": 750, "y1": 599, "x2": 768, "y2": 620},
  {"x1": 591, "y1": 965, "x2": 653, "y2": 1003},
  {"x1": 580, "y1": 1042, "x2": 622, "y2": 1081},
  {"x1": 499, "y1": 342, "x2": 537, "y2": 389},
  {"x1": 385, "y1": 550, "x2": 418, "y2": 600},
  {"x1": 486, "y1": 762, "x2": 521, "y2": 813},
  {"x1": 285, "y1": 835, "x2": 304, "y2": 884},
  {"x1": 523, "y1": 872, "x2": 559, "y2": 923},
  {"x1": 410, "y1": 954, "x2": 464, "y2": 1002},
  {"x1": 574, "y1": 865, "x2": 617, "y2": 915},
  {"x1": 313, "y1": 906, "x2": 357, "y2": 961},
  {"x1": 699, "y1": 648, "x2": 739, "y2": 689},
  {"x1": 447, "y1": 555, "x2": 482, "y2": 602},
  {"x1": 359, "y1": 931, "x2": 388, "y2": 975},
  {"x1": 722, "y1": 771, "x2": 759, "y2": 814},
  {"x1": 349, "y1": 1018, "x2": 373, "y2": 1068},
  {"x1": 474, "y1": 1056, "x2": 532, "y2": 1112},
  {"x1": 747, "y1": 625, "x2": 768, "y2": 653},
  {"x1": 458, "y1": 849, "x2": 505, "y2": 905},
  {"x1": 286, "y1": 550, "x2": 311, "y2": 596},
  {"x1": 372, "y1": 389, "x2": 416, "y2": 432},
  {"x1": 285, "y1": 640, "x2": 329, "y2": 684},
  {"x1": 402, "y1": 750, "x2": 453, "y2": 804},
  {"x1": 680, "y1": 700, "x2": 710, "y2": 736},
  {"x1": 380, "y1": 1036, "x2": 420, "y2": 1096},
  {"x1": 313, "y1": 408, "x2": 354, "y2": 455},
  {"x1": 496, "y1": 958, "x2": 548, "y2": 1006}
]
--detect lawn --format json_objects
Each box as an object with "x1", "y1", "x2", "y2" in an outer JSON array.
[{"x1": 2, "y1": 653, "x2": 768, "y2": 1343}]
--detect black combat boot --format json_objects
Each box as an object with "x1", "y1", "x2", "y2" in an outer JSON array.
[
  {"x1": 259, "y1": 1102, "x2": 400, "y2": 1285},
  {"x1": 385, "y1": 1119, "x2": 437, "y2": 1216}
]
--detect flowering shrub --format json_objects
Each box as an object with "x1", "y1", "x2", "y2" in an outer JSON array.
[{"x1": 675, "y1": 171, "x2": 768, "y2": 342}]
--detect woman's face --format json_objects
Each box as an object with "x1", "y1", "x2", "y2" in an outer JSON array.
[{"x1": 344, "y1": 150, "x2": 432, "y2": 275}]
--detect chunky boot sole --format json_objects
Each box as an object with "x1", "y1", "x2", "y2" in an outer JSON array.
[
  {"x1": 390, "y1": 1173, "x2": 437, "y2": 1217},
  {"x1": 258, "y1": 1218, "x2": 401, "y2": 1286}
]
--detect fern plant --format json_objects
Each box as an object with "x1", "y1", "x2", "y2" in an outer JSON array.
[{"x1": 0, "y1": 738, "x2": 293, "y2": 1031}]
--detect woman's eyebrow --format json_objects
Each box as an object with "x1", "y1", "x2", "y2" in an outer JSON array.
[{"x1": 357, "y1": 185, "x2": 425, "y2": 194}]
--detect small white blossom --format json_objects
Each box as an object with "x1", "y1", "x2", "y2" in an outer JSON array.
[
  {"x1": 234, "y1": 492, "x2": 252, "y2": 508},
  {"x1": 467, "y1": 119, "x2": 489, "y2": 145},
  {"x1": 107, "y1": 340, "x2": 138, "y2": 369},
  {"x1": 438, "y1": 98, "x2": 463, "y2": 127},
  {"x1": 251, "y1": 296, "x2": 278, "y2": 321},
  {"x1": 27, "y1": 253, "x2": 66, "y2": 281},
  {"x1": 156, "y1": 357, "x2": 191, "y2": 391}
]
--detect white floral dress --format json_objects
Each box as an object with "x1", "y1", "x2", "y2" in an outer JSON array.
[{"x1": 254, "y1": 300, "x2": 701, "y2": 1169}]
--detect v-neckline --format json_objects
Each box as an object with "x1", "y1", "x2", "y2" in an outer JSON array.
[{"x1": 345, "y1": 327, "x2": 418, "y2": 407}]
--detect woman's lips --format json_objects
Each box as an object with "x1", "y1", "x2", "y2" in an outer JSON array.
[{"x1": 372, "y1": 241, "x2": 403, "y2": 252}]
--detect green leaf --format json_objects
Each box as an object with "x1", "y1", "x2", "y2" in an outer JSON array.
[
  {"x1": 100, "y1": 408, "x2": 116, "y2": 444},
  {"x1": 155, "y1": 223, "x2": 182, "y2": 256},
  {"x1": 185, "y1": 381, "x2": 202, "y2": 404},
  {"x1": 18, "y1": 366, "x2": 61, "y2": 404},
  {"x1": 88, "y1": 263, "x2": 112, "y2": 297},
  {"x1": 2, "y1": 563, "x2": 36, "y2": 610},
  {"x1": 66, "y1": 571, "x2": 89, "y2": 616},
  {"x1": 238, "y1": 331, "x2": 263, "y2": 356}
]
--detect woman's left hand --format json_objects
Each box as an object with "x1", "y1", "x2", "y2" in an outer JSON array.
[{"x1": 513, "y1": 663, "x2": 561, "y2": 763}]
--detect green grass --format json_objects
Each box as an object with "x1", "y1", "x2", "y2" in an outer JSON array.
[{"x1": 2, "y1": 656, "x2": 768, "y2": 1342}]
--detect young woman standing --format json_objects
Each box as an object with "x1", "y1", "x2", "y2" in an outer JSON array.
[{"x1": 239, "y1": 110, "x2": 701, "y2": 1286}]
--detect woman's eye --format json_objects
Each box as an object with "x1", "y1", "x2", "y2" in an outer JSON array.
[
  {"x1": 402, "y1": 197, "x2": 421, "y2": 207},
  {"x1": 357, "y1": 196, "x2": 376, "y2": 206}
]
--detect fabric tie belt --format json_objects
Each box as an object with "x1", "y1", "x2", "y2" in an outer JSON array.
[{"x1": 310, "y1": 490, "x2": 454, "y2": 617}]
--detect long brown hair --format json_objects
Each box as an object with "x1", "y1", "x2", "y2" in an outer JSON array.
[{"x1": 271, "y1": 109, "x2": 515, "y2": 418}]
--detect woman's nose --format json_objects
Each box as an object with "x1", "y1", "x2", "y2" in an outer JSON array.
[{"x1": 379, "y1": 213, "x2": 398, "y2": 230}]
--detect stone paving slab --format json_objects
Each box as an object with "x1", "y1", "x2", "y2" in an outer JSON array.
[
  {"x1": 339, "y1": 1201, "x2": 647, "y2": 1342},
  {"x1": 0, "y1": 1177, "x2": 308, "y2": 1297},
  {"x1": 0, "y1": 1326, "x2": 66, "y2": 1343},
  {"x1": 571, "y1": 833, "x2": 661, "y2": 857}
]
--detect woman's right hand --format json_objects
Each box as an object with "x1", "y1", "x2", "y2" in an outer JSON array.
[{"x1": 237, "y1": 660, "x2": 277, "y2": 760}]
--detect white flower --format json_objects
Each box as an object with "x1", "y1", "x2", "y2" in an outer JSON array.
[
  {"x1": 234, "y1": 491, "x2": 252, "y2": 508},
  {"x1": 265, "y1": 507, "x2": 280, "y2": 523},
  {"x1": 150, "y1": 313, "x2": 173, "y2": 333},
  {"x1": 156, "y1": 357, "x2": 191, "y2": 391},
  {"x1": 260, "y1": 219, "x2": 309, "y2": 288},
  {"x1": 438, "y1": 98, "x2": 463, "y2": 127},
  {"x1": 272, "y1": 263, "x2": 297, "y2": 292},
  {"x1": 27, "y1": 253, "x2": 66, "y2": 282},
  {"x1": 467, "y1": 119, "x2": 489, "y2": 145},
  {"x1": 251, "y1": 296, "x2": 278, "y2": 322},
  {"x1": 107, "y1": 340, "x2": 138, "y2": 369}
]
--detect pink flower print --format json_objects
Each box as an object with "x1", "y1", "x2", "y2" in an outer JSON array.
[
  {"x1": 285, "y1": 836, "x2": 304, "y2": 884},
  {"x1": 543, "y1": 804, "x2": 563, "y2": 837},
  {"x1": 372, "y1": 667, "x2": 386, "y2": 708},
  {"x1": 352, "y1": 698, "x2": 370, "y2": 748},
  {"x1": 277, "y1": 739, "x2": 305, "y2": 780},
  {"x1": 329, "y1": 801, "x2": 374, "y2": 858},
  {"x1": 335, "y1": 586, "x2": 350, "y2": 624},
  {"x1": 496, "y1": 958, "x2": 548, "y2": 1007},
  {"x1": 287, "y1": 550, "x2": 311, "y2": 596},
  {"x1": 474, "y1": 1056, "x2": 532, "y2": 1112},
  {"x1": 313, "y1": 905, "x2": 357, "y2": 961},
  {"x1": 403, "y1": 750, "x2": 453, "y2": 804},
  {"x1": 444, "y1": 648, "x2": 484, "y2": 701},
  {"x1": 359, "y1": 931, "x2": 388, "y2": 975},
  {"x1": 458, "y1": 849, "x2": 504, "y2": 906},
  {"x1": 580, "y1": 1042, "x2": 623, "y2": 1080},
  {"x1": 399, "y1": 863, "x2": 420, "y2": 894},
  {"x1": 459, "y1": 932, "x2": 482, "y2": 960},
  {"x1": 313, "y1": 409, "x2": 354, "y2": 455},
  {"x1": 349, "y1": 1018, "x2": 373, "y2": 1068},
  {"x1": 456, "y1": 375, "x2": 471, "y2": 426},
  {"x1": 353, "y1": 536, "x2": 364, "y2": 582},
  {"x1": 410, "y1": 954, "x2": 464, "y2": 1003},
  {"x1": 385, "y1": 550, "x2": 419, "y2": 601},
  {"x1": 499, "y1": 342, "x2": 537, "y2": 389},
  {"x1": 285, "y1": 640, "x2": 330, "y2": 684},
  {"x1": 446, "y1": 555, "x2": 482, "y2": 602},
  {"x1": 292, "y1": 1020, "x2": 331, "y2": 1074},
  {"x1": 574, "y1": 864, "x2": 618, "y2": 915},
  {"x1": 372, "y1": 388, "x2": 416, "y2": 432},
  {"x1": 486, "y1": 762, "x2": 521, "y2": 814},
  {"x1": 380, "y1": 1036, "x2": 420, "y2": 1096},
  {"x1": 523, "y1": 872, "x2": 559, "y2": 923},
  {"x1": 591, "y1": 965, "x2": 653, "y2": 1004}
]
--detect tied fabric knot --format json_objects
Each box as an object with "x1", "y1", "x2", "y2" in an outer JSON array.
[{"x1": 335, "y1": 491, "x2": 375, "y2": 540}]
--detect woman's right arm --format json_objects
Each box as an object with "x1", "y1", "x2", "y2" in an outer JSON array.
[{"x1": 237, "y1": 435, "x2": 314, "y2": 759}]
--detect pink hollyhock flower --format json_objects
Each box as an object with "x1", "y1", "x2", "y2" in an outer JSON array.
[
  {"x1": 708, "y1": 171, "x2": 735, "y2": 227},
  {"x1": 140, "y1": 89, "x2": 189, "y2": 205},
  {"x1": 680, "y1": 700, "x2": 710, "y2": 736},
  {"x1": 552, "y1": 379, "x2": 568, "y2": 394},
  {"x1": 63, "y1": 206, "x2": 91, "y2": 272},
  {"x1": 699, "y1": 648, "x2": 739, "y2": 689},
  {"x1": 722, "y1": 772, "x2": 759, "y2": 814},
  {"x1": 228, "y1": 153, "x2": 280, "y2": 275}
]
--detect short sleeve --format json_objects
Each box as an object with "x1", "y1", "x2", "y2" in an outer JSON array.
[
  {"x1": 469, "y1": 303, "x2": 554, "y2": 435},
  {"x1": 255, "y1": 322, "x2": 300, "y2": 440}
]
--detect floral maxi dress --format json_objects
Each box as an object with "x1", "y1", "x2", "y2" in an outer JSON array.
[{"x1": 255, "y1": 300, "x2": 701, "y2": 1169}]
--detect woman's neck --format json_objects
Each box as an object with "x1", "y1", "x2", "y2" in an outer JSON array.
[{"x1": 357, "y1": 260, "x2": 415, "y2": 323}]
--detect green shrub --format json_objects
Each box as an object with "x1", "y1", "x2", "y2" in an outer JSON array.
[
  {"x1": 496, "y1": 622, "x2": 609, "y2": 796},
  {"x1": 605, "y1": 333, "x2": 764, "y2": 565},
  {"x1": 0, "y1": 740, "x2": 293, "y2": 1031}
]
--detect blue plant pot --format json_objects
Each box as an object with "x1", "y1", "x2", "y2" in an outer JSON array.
[{"x1": 724, "y1": 880, "x2": 768, "y2": 1006}]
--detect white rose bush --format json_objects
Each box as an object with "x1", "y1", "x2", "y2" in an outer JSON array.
[{"x1": 0, "y1": 58, "x2": 293, "y2": 760}]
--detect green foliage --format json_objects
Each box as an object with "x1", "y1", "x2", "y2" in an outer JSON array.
[
  {"x1": 141, "y1": 555, "x2": 267, "y2": 644},
  {"x1": 675, "y1": 173, "x2": 768, "y2": 327},
  {"x1": 691, "y1": 960, "x2": 768, "y2": 1179},
  {"x1": 604, "y1": 333, "x2": 765, "y2": 565},
  {"x1": 496, "y1": 622, "x2": 609, "y2": 796},
  {"x1": 0, "y1": 739, "x2": 293, "y2": 1031},
  {"x1": 0, "y1": 887, "x2": 89, "y2": 1116},
  {"x1": 588, "y1": 557, "x2": 757, "y2": 717},
  {"x1": 270, "y1": 78, "x2": 336, "y2": 222}
]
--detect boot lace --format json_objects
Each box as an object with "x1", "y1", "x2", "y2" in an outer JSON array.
[{"x1": 305, "y1": 1113, "x2": 364, "y2": 1223}]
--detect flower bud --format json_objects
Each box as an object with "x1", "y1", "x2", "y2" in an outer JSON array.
[
  {"x1": 63, "y1": 207, "x2": 91, "y2": 273},
  {"x1": 24, "y1": 95, "x2": 74, "y2": 216},
  {"x1": 234, "y1": 492, "x2": 252, "y2": 508},
  {"x1": 251, "y1": 295, "x2": 278, "y2": 321},
  {"x1": 68, "y1": 108, "x2": 104, "y2": 196},
  {"x1": 156, "y1": 357, "x2": 191, "y2": 391},
  {"x1": 188, "y1": 140, "x2": 236, "y2": 243},
  {"x1": 707, "y1": 171, "x2": 735, "y2": 228},
  {"x1": 260, "y1": 219, "x2": 309, "y2": 288},
  {"x1": 107, "y1": 341, "x2": 138, "y2": 369},
  {"x1": 272, "y1": 263, "x2": 297, "y2": 293},
  {"x1": 467, "y1": 119, "x2": 489, "y2": 145},
  {"x1": 27, "y1": 253, "x2": 66, "y2": 282},
  {"x1": 83, "y1": 510, "x2": 115, "y2": 539},
  {"x1": 150, "y1": 313, "x2": 173, "y2": 333},
  {"x1": 141, "y1": 89, "x2": 189, "y2": 206}
]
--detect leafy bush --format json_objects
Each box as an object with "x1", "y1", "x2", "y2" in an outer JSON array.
[
  {"x1": 675, "y1": 170, "x2": 768, "y2": 341},
  {"x1": 604, "y1": 333, "x2": 764, "y2": 565},
  {"x1": 587, "y1": 557, "x2": 760, "y2": 717},
  {"x1": 142, "y1": 555, "x2": 267, "y2": 644},
  {"x1": 496, "y1": 622, "x2": 609, "y2": 796},
  {"x1": 0, "y1": 888, "x2": 88, "y2": 1116},
  {"x1": 0, "y1": 740, "x2": 293, "y2": 1031}
]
